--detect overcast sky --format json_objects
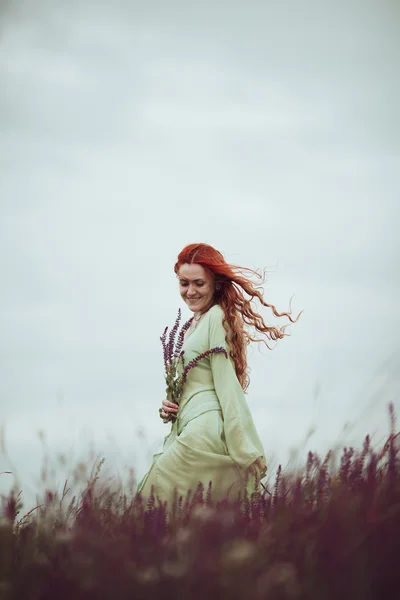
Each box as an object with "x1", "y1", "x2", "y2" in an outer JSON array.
[{"x1": 1, "y1": 0, "x2": 399, "y2": 510}]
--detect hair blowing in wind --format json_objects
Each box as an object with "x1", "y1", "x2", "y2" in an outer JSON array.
[{"x1": 174, "y1": 243, "x2": 303, "y2": 393}]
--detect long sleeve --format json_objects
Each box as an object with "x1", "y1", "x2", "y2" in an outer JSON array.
[{"x1": 208, "y1": 307, "x2": 267, "y2": 477}]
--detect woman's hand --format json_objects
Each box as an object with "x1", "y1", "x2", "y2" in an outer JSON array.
[
  {"x1": 248, "y1": 456, "x2": 267, "y2": 477},
  {"x1": 159, "y1": 399, "x2": 179, "y2": 421}
]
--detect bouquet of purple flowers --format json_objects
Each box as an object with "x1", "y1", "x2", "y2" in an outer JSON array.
[{"x1": 159, "y1": 308, "x2": 228, "y2": 424}]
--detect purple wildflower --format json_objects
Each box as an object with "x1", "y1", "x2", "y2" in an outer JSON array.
[
  {"x1": 181, "y1": 346, "x2": 228, "y2": 386},
  {"x1": 160, "y1": 326, "x2": 169, "y2": 370},
  {"x1": 166, "y1": 309, "x2": 181, "y2": 366},
  {"x1": 160, "y1": 310, "x2": 229, "y2": 424},
  {"x1": 273, "y1": 464, "x2": 282, "y2": 508},
  {"x1": 174, "y1": 317, "x2": 193, "y2": 358},
  {"x1": 339, "y1": 446, "x2": 355, "y2": 485}
]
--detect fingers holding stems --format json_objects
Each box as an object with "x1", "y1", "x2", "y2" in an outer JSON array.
[{"x1": 159, "y1": 399, "x2": 179, "y2": 421}]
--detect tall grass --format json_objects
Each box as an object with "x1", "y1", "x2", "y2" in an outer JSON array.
[{"x1": 0, "y1": 403, "x2": 399, "y2": 600}]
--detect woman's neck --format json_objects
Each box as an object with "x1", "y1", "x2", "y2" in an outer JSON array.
[{"x1": 193, "y1": 301, "x2": 217, "y2": 320}]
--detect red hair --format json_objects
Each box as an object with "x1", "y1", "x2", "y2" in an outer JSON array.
[{"x1": 174, "y1": 243, "x2": 303, "y2": 393}]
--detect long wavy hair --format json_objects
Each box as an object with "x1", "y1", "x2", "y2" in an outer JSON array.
[{"x1": 174, "y1": 243, "x2": 303, "y2": 393}]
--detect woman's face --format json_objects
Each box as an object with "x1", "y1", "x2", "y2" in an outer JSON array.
[{"x1": 178, "y1": 263, "x2": 216, "y2": 314}]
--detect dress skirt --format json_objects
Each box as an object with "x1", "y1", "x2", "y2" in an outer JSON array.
[{"x1": 136, "y1": 408, "x2": 261, "y2": 515}]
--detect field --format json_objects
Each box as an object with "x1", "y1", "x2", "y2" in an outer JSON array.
[{"x1": 1, "y1": 404, "x2": 399, "y2": 600}]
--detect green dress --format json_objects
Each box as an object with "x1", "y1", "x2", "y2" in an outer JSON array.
[{"x1": 136, "y1": 304, "x2": 267, "y2": 512}]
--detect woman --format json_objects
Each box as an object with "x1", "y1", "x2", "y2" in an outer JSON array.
[{"x1": 136, "y1": 243, "x2": 301, "y2": 513}]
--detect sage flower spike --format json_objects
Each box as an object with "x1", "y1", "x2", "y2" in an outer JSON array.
[
  {"x1": 173, "y1": 317, "x2": 193, "y2": 358},
  {"x1": 167, "y1": 308, "x2": 181, "y2": 365},
  {"x1": 161, "y1": 310, "x2": 229, "y2": 424}
]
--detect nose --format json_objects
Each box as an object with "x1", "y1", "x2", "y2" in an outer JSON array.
[{"x1": 186, "y1": 285, "x2": 198, "y2": 298}]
